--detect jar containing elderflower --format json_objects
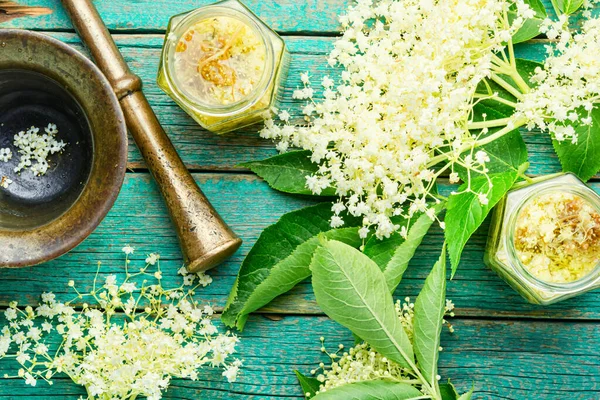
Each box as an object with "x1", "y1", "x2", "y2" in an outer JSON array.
[{"x1": 485, "y1": 173, "x2": 600, "y2": 305}]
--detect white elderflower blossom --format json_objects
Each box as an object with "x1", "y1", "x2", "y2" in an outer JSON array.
[
  {"x1": 514, "y1": 16, "x2": 600, "y2": 142},
  {"x1": 0, "y1": 148, "x2": 12, "y2": 162},
  {"x1": 12, "y1": 124, "x2": 67, "y2": 176},
  {"x1": 122, "y1": 245, "x2": 135, "y2": 255},
  {"x1": 261, "y1": 0, "x2": 531, "y2": 238},
  {"x1": 0, "y1": 252, "x2": 241, "y2": 398},
  {"x1": 312, "y1": 298, "x2": 456, "y2": 394}
]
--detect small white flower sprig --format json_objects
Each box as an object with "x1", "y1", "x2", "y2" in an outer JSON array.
[
  {"x1": 0, "y1": 247, "x2": 241, "y2": 400},
  {"x1": 515, "y1": 16, "x2": 600, "y2": 142},
  {"x1": 310, "y1": 299, "x2": 455, "y2": 396},
  {"x1": 261, "y1": 0, "x2": 534, "y2": 239},
  {"x1": 10, "y1": 123, "x2": 67, "y2": 176}
]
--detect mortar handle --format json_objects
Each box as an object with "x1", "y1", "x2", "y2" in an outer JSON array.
[{"x1": 61, "y1": 0, "x2": 242, "y2": 272}]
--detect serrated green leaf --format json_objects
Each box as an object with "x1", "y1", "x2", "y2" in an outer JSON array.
[
  {"x1": 311, "y1": 380, "x2": 423, "y2": 400},
  {"x1": 239, "y1": 151, "x2": 335, "y2": 196},
  {"x1": 378, "y1": 204, "x2": 443, "y2": 292},
  {"x1": 557, "y1": 0, "x2": 585, "y2": 14},
  {"x1": 413, "y1": 245, "x2": 447, "y2": 394},
  {"x1": 222, "y1": 203, "x2": 362, "y2": 330},
  {"x1": 295, "y1": 370, "x2": 321, "y2": 398},
  {"x1": 445, "y1": 171, "x2": 520, "y2": 275},
  {"x1": 508, "y1": 0, "x2": 547, "y2": 43},
  {"x1": 553, "y1": 107, "x2": 600, "y2": 182},
  {"x1": 311, "y1": 240, "x2": 415, "y2": 369}
]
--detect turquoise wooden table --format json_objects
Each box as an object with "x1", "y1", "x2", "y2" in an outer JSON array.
[{"x1": 1, "y1": 1, "x2": 599, "y2": 399}]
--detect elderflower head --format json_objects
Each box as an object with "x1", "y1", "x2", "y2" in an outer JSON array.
[
  {"x1": 311, "y1": 298, "x2": 456, "y2": 395},
  {"x1": 0, "y1": 252, "x2": 241, "y2": 399},
  {"x1": 261, "y1": 0, "x2": 531, "y2": 238},
  {"x1": 515, "y1": 16, "x2": 600, "y2": 142},
  {"x1": 12, "y1": 124, "x2": 67, "y2": 176}
]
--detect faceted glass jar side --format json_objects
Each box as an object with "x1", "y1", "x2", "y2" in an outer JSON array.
[
  {"x1": 157, "y1": 0, "x2": 290, "y2": 134},
  {"x1": 484, "y1": 173, "x2": 600, "y2": 305}
]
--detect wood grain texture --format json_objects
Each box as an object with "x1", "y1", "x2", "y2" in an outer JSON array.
[
  {"x1": 35, "y1": 33, "x2": 577, "y2": 177},
  {"x1": 0, "y1": 315, "x2": 598, "y2": 399},
  {"x1": 2, "y1": 3, "x2": 600, "y2": 399},
  {"x1": 1, "y1": 174, "x2": 599, "y2": 320},
  {"x1": 0, "y1": 1, "x2": 51, "y2": 23},
  {"x1": 0, "y1": 0, "x2": 577, "y2": 33},
  {"x1": 0, "y1": 0, "x2": 346, "y2": 34}
]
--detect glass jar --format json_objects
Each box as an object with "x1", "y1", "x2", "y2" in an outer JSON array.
[
  {"x1": 484, "y1": 173, "x2": 600, "y2": 305},
  {"x1": 157, "y1": 0, "x2": 290, "y2": 134}
]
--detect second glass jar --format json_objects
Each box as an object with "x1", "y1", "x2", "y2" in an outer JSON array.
[{"x1": 484, "y1": 173, "x2": 600, "y2": 305}]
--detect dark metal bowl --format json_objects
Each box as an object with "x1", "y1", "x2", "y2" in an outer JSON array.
[{"x1": 0, "y1": 29, "x2": 128, "y2": 267}]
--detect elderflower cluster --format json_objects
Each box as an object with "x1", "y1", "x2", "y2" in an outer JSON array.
[
  {"x1": 311, "y1": 298, "x2": 455, "y2": 395},
  {"x1": 7, "y1": 123, "x2": 67, "y2": 176},
  {"x1": 0, "y1": 249, "x2": 241, "y2": 400},
  {"x1": 515, "y1": 16, "x2": 600, "y2": 142},
  {"x1": 261, "y1": 0, "x2": 532, "y2": 238}
]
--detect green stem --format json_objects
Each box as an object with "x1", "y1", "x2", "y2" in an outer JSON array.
[
  {"x1": 475, "y1": 119, "x2": 526, "y2": 146},
  {"x1": 509, "y1": 69, "x2": 531, "y2": 94},
  {"x1": 473, "y1": 93, "x2": 517, "y2": 109},
  {"x1": 490, "y1": 73, "x2": 524, "y2": 100},
  {"x1": 468, "y1": 117, "x2": 513, "y2": 130},
  {"x1": 426, "y1": 118, "x2": 526, "y2": 168}
]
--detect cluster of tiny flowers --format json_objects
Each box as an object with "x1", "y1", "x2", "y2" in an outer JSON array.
[
  {"x1": 6, "y1": 123, "x2": 67, "y2": 176},
  {"x1": 261, "y1": 0, "x2": 531, "y2": 238},
  {"x1": 309, "y1": 298, "x2": 455, "y2": 396},
  {"x1": 0, "y1": 248, "x2": 241, "y2": 400},
  {"x1": 514, "y1": 16, "x2": 600, "y2": 142}
]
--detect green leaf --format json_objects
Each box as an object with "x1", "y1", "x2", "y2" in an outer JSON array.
[
  {"x1": 557, "y1": 0, "x2": 585, "y2": 14},
  {"x1": 508, "y1": 0, "x2": 547, "y2": 43},
  {"x1": 382, "y1": 212, "x2": 437, "y2": 291},
  {"x1": 514, "y1": 58, "x2": 543, "y2": 88},
  {"x1": 295, "y1": 370, "x2": 321, "y2": 398},
  {"x1": 476, "y1": 59, "x2": 541, "y2": 111},
  {"x1": 311, "y1": 240, "x2": 415, "y2": 368},
  {"x1": 222, "y1": 203, "x2": 362, "y2": 330},
  {"x1": 445, "y1": 171, "x2": 521, "y2": 275},
  {"x1": 311, "y1": 380, "x2": 423, "y2": 400},
  {"x1": 458, "y1": 387, "x2": 474, "y2": 400},
  {"x1": 440, "y1": 381, "x2": 474, "y2": 400},
  {"x1": 553, "y1": 107, "x2": 600, "y2": 182},
  {"x1": 460, "y1": 103, "x2": 528, "y2": 179},
  {"x1": 440, "y1": 382, "x2": 460, "y2": 400},
  {"x1": 239, "y1": 151, "x2": 335, "y2": 196},
  {"x1": 413, "y1": 245, "x2": 447, "y2": 393}
]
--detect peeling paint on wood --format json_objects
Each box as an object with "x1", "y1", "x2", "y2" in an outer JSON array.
[{"x1": 0, "y1": 1, "x2": 52, "y2": 23}]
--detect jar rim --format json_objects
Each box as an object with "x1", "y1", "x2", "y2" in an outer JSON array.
[
  {"x1": 504, "y1": 177, "x2": 600, "y2": 291},
  {"x1": 163, "y1": 5, "x2": 276, "y2": 116}
]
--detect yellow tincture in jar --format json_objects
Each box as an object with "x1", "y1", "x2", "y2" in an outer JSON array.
[
  {"x1": 484, "y1": 173, "x2": 600, "y2": 305},
  {"x1": 157, "y1": 0, "x2": 290, "y2": 134},
  {"x1": 513, "y1": 191, "x2": 600, "y2": 284}
]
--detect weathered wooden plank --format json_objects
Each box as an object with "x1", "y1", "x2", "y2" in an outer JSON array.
[
  {"x1": 0, "y1": 0, "x2": 578, "y2": 33},
  {"x1": 28, "y1": 33, "x2": 575, "y2": 176},
  {"x1": 1, "y1": 173, "x2": 600, "y2": 319},
  {"x1": 0, "y1": 315, "x2": 598, "y2": 399},
  {"x1": 0, "y1": 0, "x2": 346, "y2": 34}
]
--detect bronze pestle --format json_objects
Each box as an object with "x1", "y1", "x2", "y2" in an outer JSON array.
[{"x1": 60, "y1": 0, "x2": 242, "y2": 272}]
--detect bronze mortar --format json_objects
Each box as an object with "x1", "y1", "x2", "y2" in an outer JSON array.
[{"x1": 0, "y1": 29, "x2": 128, "y2": 267}]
